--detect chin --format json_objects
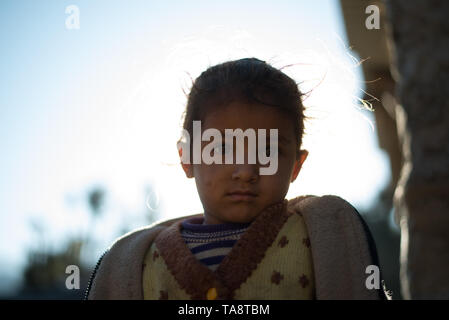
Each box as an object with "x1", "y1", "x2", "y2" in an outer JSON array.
[{"x1": 225, "y1": 209, "x2": 259, "y2": 223}]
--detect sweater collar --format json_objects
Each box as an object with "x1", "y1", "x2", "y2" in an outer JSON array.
[
  {"x1": 154, "y1": 199, "x2": 291, "y2": 300},
  {"x1": 181, "y1": 216, "x2": 251, "y2": 233}
]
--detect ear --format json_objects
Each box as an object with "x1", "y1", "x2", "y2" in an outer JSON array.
[
  {"x1": 290, "y1": 150, "x2": 308, "y2": 182},
  {"x1": 178, "y1": 146, "x2": 194, "y2": 178}
]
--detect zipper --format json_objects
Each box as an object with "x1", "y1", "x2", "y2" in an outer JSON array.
[{"x1": 84, "y1": 249, "x2": 109, "y2": 300}]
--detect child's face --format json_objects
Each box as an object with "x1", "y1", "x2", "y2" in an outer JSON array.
[{"x1": 182, "y1": 101, "x2": 307, "y2": 224}]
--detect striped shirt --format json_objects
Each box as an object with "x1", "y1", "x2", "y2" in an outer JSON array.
[{"x1": 181, "y1": 217, "x2": 251, "y2": 271}]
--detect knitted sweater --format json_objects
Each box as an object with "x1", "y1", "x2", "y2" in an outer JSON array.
[
  {"x1": 86, "y1": 195, "x2": 390, "y2": 300},
  {"x1": 141, "y1": 200, "x2": 315, "y2": 299}
]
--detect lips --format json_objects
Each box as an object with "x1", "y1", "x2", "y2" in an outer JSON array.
[{"x1": 226, "y1": 190, "x2": 258, "y2": 201}]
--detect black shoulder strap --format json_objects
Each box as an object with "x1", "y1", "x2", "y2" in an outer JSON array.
[{"x1": 354, "y1": 210, "x2": 392, "y2": 300}]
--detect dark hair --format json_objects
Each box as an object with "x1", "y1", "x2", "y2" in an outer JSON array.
[{"x1": 181, "y1": 57, "x2": 306, "y2": 154}]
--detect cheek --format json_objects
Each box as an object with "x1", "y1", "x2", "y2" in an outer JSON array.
[
  {"x1": 262, "y1": 157, "x2": 295, "y2": 190},
  {"x1": 194, "y1": 164, "x2": 229, "y2": 191},
  {"x1": 262, "y1": 170, "x2": 291, "y2": 189},
  {"x1": 276, "y1": 155, "x2": 296, "y2": 177}
]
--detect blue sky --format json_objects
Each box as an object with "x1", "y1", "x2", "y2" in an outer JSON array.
[{"x1": 0, "y1": 0, "x2": 390, "y2": 293}]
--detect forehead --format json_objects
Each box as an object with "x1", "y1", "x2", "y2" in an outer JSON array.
[{"x1": 202, "y1": 101, "x2": 295, "y2": 137}]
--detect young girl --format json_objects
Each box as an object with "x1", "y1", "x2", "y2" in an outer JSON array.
[{"x1": 85, "y1": 58, "x2": 390, "y2": 300}]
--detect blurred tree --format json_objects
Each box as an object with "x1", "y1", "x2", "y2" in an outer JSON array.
[
  {"x1": 15, "y1": 186, "x2": 107, "y2": 299},
  {"x1": 81, "y1": 186, "x2": 106, "y2": 260},
  {"x1": 88, "y1": 188, "x2": 105, "y2": 217},
  {"x1": 18, "y1": 229, "x2": 90, "y2": 299},
  {"x1": 386, "y1": 0, "x2": 449, "y2": 299},
  {"x1": 14, "y1": 183, "x2": 161, "y2": 299}
]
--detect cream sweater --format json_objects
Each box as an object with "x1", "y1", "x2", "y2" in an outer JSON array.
[
  {"x1": 86, "y1": 195, "x2": 390, "y2": 300},
  {"x1": 142, "y1": 199, "x2": 314, "y2": 299}
]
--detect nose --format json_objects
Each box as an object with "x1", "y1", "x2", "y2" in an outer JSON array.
[{"x1": 231, "y1": 164, "x2": 259, "y2": 183}]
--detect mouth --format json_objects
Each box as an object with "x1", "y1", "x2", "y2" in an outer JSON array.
[{"x1": 226, "y1": 190, "x2": 258, "y2": 201}]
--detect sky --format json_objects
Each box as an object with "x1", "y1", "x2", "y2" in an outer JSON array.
[{"x1": 0, "y1": 0, "x2": 390, "y2": 294}]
